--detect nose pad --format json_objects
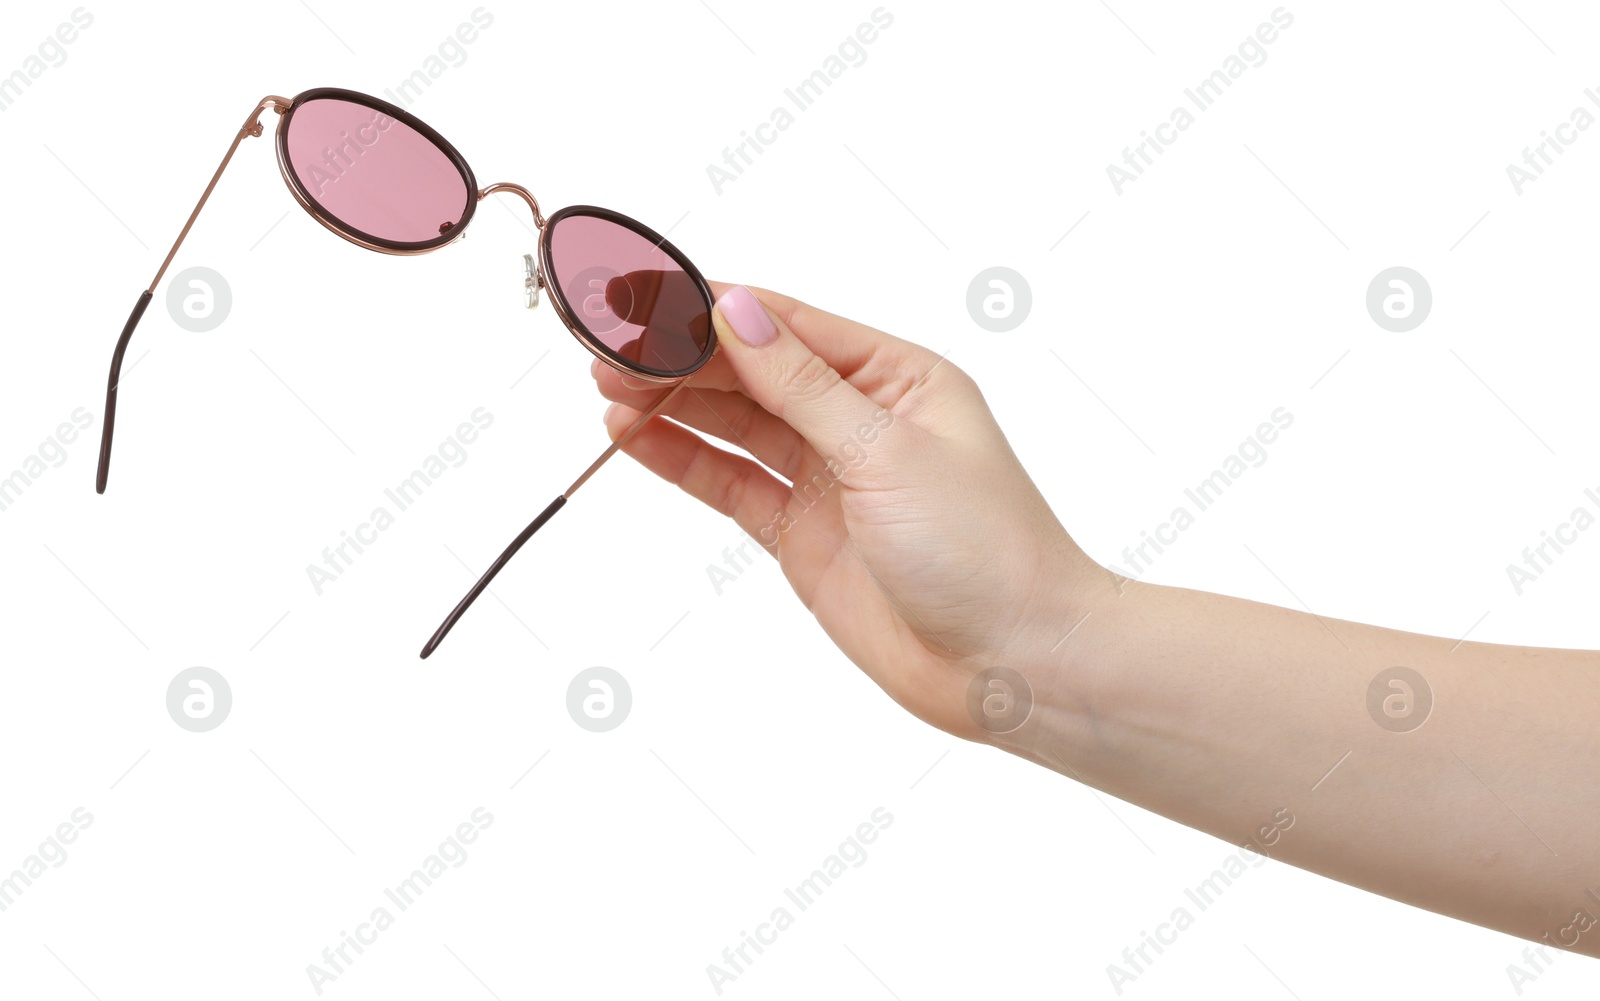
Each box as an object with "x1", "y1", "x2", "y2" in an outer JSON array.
[{"x1": 523, "y1": 253, "x2": 542, "y2": 310}]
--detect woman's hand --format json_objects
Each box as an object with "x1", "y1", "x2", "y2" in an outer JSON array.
[
  {"x1": 598, "y1": 283, "x2": 1600, "y2": 959},
  {"x1": 593, "y1": 283, "x2": 1097, "y2": 740},
  {"x1": 598, "y1": 282, "x2": 1600, "y2": 959}
]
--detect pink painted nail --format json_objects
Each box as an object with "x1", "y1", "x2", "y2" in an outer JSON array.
[{"x1": 717, "y1": 285, "x2": 776, "y2": 347}]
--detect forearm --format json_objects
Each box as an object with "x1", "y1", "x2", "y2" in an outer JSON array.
[{"x1": 1006, "y1": 563, "x2": 1600, "y2": 956}]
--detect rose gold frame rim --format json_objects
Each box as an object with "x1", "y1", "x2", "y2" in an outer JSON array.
[
  {"x1": 533, "y1": 241, "x2": 688, "y2": 387},
  {"x1": 103, "y1": 87, "x2": 719, "y2": 658},
  {"x1": 270, "y1": 110, "x2": 472, "y2": 258},
  {"x1": 264, "y1": 90, "x2": 697, "y2": 387}
]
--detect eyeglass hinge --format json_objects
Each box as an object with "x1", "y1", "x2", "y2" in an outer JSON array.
[
  {"x1": 242, "y1": 96, "x2": 292, "y2": 139},
  {"x1": 523, "y1": 254, "x2": 542, "y2": 310}
]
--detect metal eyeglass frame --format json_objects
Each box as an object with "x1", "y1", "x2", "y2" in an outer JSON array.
[{"x1": 94, "y1": 87, "x2": 719, "y2": 659}]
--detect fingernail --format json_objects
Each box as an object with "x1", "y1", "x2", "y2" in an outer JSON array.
[
  {"x1": 590, "y1": 358, "x2": 602, "y2": 380},
  {"x1": 717, "y1": 285, "x2": 776, "y2": 347}
]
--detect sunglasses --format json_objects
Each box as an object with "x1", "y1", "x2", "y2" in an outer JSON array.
[{"x1": 95, "y1": 87, "x2": 718, "y2": 658}]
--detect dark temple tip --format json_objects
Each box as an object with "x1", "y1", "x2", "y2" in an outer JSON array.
[
  {"x1": 97, "y1": 289, "x2": 155, "y2": 497},
  {"x1": 415, "y1": 494, "x2": 568, "y2": 662}
]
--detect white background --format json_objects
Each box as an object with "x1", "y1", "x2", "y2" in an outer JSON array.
[{"x1": 1, "y1": 0, "x2": 1597, "y2": 998}]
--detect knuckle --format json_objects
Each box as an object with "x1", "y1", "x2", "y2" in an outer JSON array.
[
  {"x1": 709, "y1": 466, "x2": 747, "y2": 518},
  {"x1": 783, "y1": 352, "x2": 841, "y2": 406},
  {"x1": 783, "y1": 301, "x2": 815, "y2": 335},
  {"x1": 728, "y1": 398, "x2": 763, "y2": 442}
]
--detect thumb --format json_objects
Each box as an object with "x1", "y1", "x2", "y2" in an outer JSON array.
[{"x1": 712, "y1": 284, "x2": 898, "y2": 467}]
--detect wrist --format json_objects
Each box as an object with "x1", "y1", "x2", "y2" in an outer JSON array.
[{"x1": 983, "y1": 544, "x2": 1153, "y2": 769}]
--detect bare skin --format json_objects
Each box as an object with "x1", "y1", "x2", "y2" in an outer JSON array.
[{"x1": 592, "y1": 282, "x2": 1600, "y2": 960}]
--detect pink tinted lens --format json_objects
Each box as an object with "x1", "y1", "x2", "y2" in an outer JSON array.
[
  {"x1": 284, "y1": 98, "x2": 470, "y2": 245},
  {"x1": 548, "y1": 213, "x2": 710, "y2": 374}
]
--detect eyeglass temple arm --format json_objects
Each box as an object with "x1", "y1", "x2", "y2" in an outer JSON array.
[
  {"x1": 95, "y1": 95, "x2": 291, "y2": 494},
  {"x1": 419, "y1": 380, "x2": 689, "y2": 659}
]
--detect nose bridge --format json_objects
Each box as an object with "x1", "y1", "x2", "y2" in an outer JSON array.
[{"x1": 477, "y1": 182, "x2": 545, "y2": 229}]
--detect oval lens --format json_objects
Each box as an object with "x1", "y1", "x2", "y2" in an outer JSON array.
[
  {"x1": 546, "y1": 212, "x2": 712, "y2": 375},
  {"x1": 283, "y1": 97, "x2": 471, "y2": 247}
]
